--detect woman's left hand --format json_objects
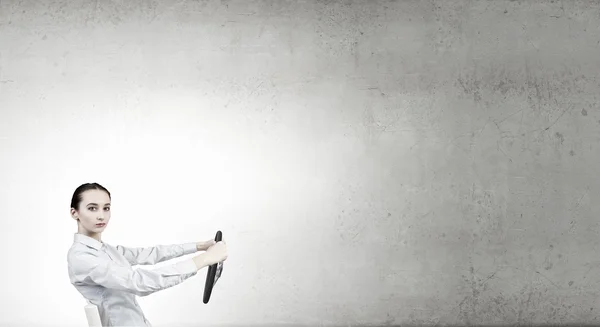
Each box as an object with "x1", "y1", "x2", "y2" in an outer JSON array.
[{"x1": 196, "y1": 239, "x2": 216, "y2": 251}]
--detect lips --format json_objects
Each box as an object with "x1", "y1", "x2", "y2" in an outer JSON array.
[{"x1": 96, "y1": 223, "x2": 106, "y2": 227}]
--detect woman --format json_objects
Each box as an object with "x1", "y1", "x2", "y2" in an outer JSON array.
[{"x1": 67, "y1": 183, "x2": 228, "y2": 327}]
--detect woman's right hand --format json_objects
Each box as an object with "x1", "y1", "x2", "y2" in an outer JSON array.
[{"x1": 203, "y1": 241, "x2": 228, "y2": 266}]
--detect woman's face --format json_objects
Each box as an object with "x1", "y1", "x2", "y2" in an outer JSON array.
[{"x1": 71, "y1": 189, "x2": 111, "y2": 236}]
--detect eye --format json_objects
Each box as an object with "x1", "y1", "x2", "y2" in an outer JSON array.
[
  {"x1": 88, "y1": 207, "x2": 96, "y2": 211},
  {"x1": 104, "y1": 207, "x2": 111, "y2": 211}
]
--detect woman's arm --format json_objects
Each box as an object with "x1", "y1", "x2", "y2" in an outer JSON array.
[
  {"x1": 114, "y1": 243, "x2": 198, "y2": 266},
  {"x1": 68, "y1": 249, "x2": 200, "y2": 297}
]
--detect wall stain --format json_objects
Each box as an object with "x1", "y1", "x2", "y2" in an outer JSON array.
[{"x1": 555, "y1": 132, "x2": 564, "y2": 145}]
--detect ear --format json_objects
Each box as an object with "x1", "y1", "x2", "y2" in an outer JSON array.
[{"x1": 70, "y1": 208, "x2": 79, "y2": 221}]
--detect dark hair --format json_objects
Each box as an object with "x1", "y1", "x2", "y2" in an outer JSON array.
[{"x1": 71, "y1": 183, "x2": 111, "y2": 211}]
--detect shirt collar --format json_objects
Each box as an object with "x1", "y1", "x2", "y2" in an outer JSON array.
[{"x1": 74, "y1": 233, "x2": 104, "y2": 250}]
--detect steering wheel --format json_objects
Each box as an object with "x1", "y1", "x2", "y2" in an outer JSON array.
[{"x1": 203, "y1": 230, "x2": 224, "y2": 304}]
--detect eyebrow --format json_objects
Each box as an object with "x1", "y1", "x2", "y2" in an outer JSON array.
[{"x1": 87, "y1": 203, "x2": 111, "y2": 206}]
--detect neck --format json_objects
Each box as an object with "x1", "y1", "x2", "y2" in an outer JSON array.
[{"x1": 78, "y1": 226, "x2": 102, "y2": 242}]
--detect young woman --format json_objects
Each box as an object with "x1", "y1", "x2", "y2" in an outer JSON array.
[{"x1": 67, "y1": 183, "x2": 228, "y2": 327}]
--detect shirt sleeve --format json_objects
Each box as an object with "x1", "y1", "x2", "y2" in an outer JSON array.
[
  {"x1": 114, "y1": 243, "x2": 198, "y2": 266},
  {"x1": 68, "y1": 250, "x2": 199, "y2": 297}
]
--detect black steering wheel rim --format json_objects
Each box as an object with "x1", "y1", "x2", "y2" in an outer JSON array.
[{"x1": 203, "y1": 230, "x2": 223, "y2": 304}]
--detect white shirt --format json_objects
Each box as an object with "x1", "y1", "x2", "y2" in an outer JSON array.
[{"x1": 67, "y1": 233, "x2": 199, "y2": 327}]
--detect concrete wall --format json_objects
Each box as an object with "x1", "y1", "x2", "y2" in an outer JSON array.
[{"x1": 1, "y1": 0, "x2": 600, "y2": 326}]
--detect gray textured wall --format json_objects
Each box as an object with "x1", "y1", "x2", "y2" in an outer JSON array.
[{"x1": 1, "y1": 0, "x2": 600, "y2": 326}]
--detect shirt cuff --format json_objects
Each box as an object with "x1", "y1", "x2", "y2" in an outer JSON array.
[
  {"x1": 175, "y1": 259, "x2": 199, "y2": 274},
  {"x1": 182, "y1": 242, "x2": 198, "y2": 255}
]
